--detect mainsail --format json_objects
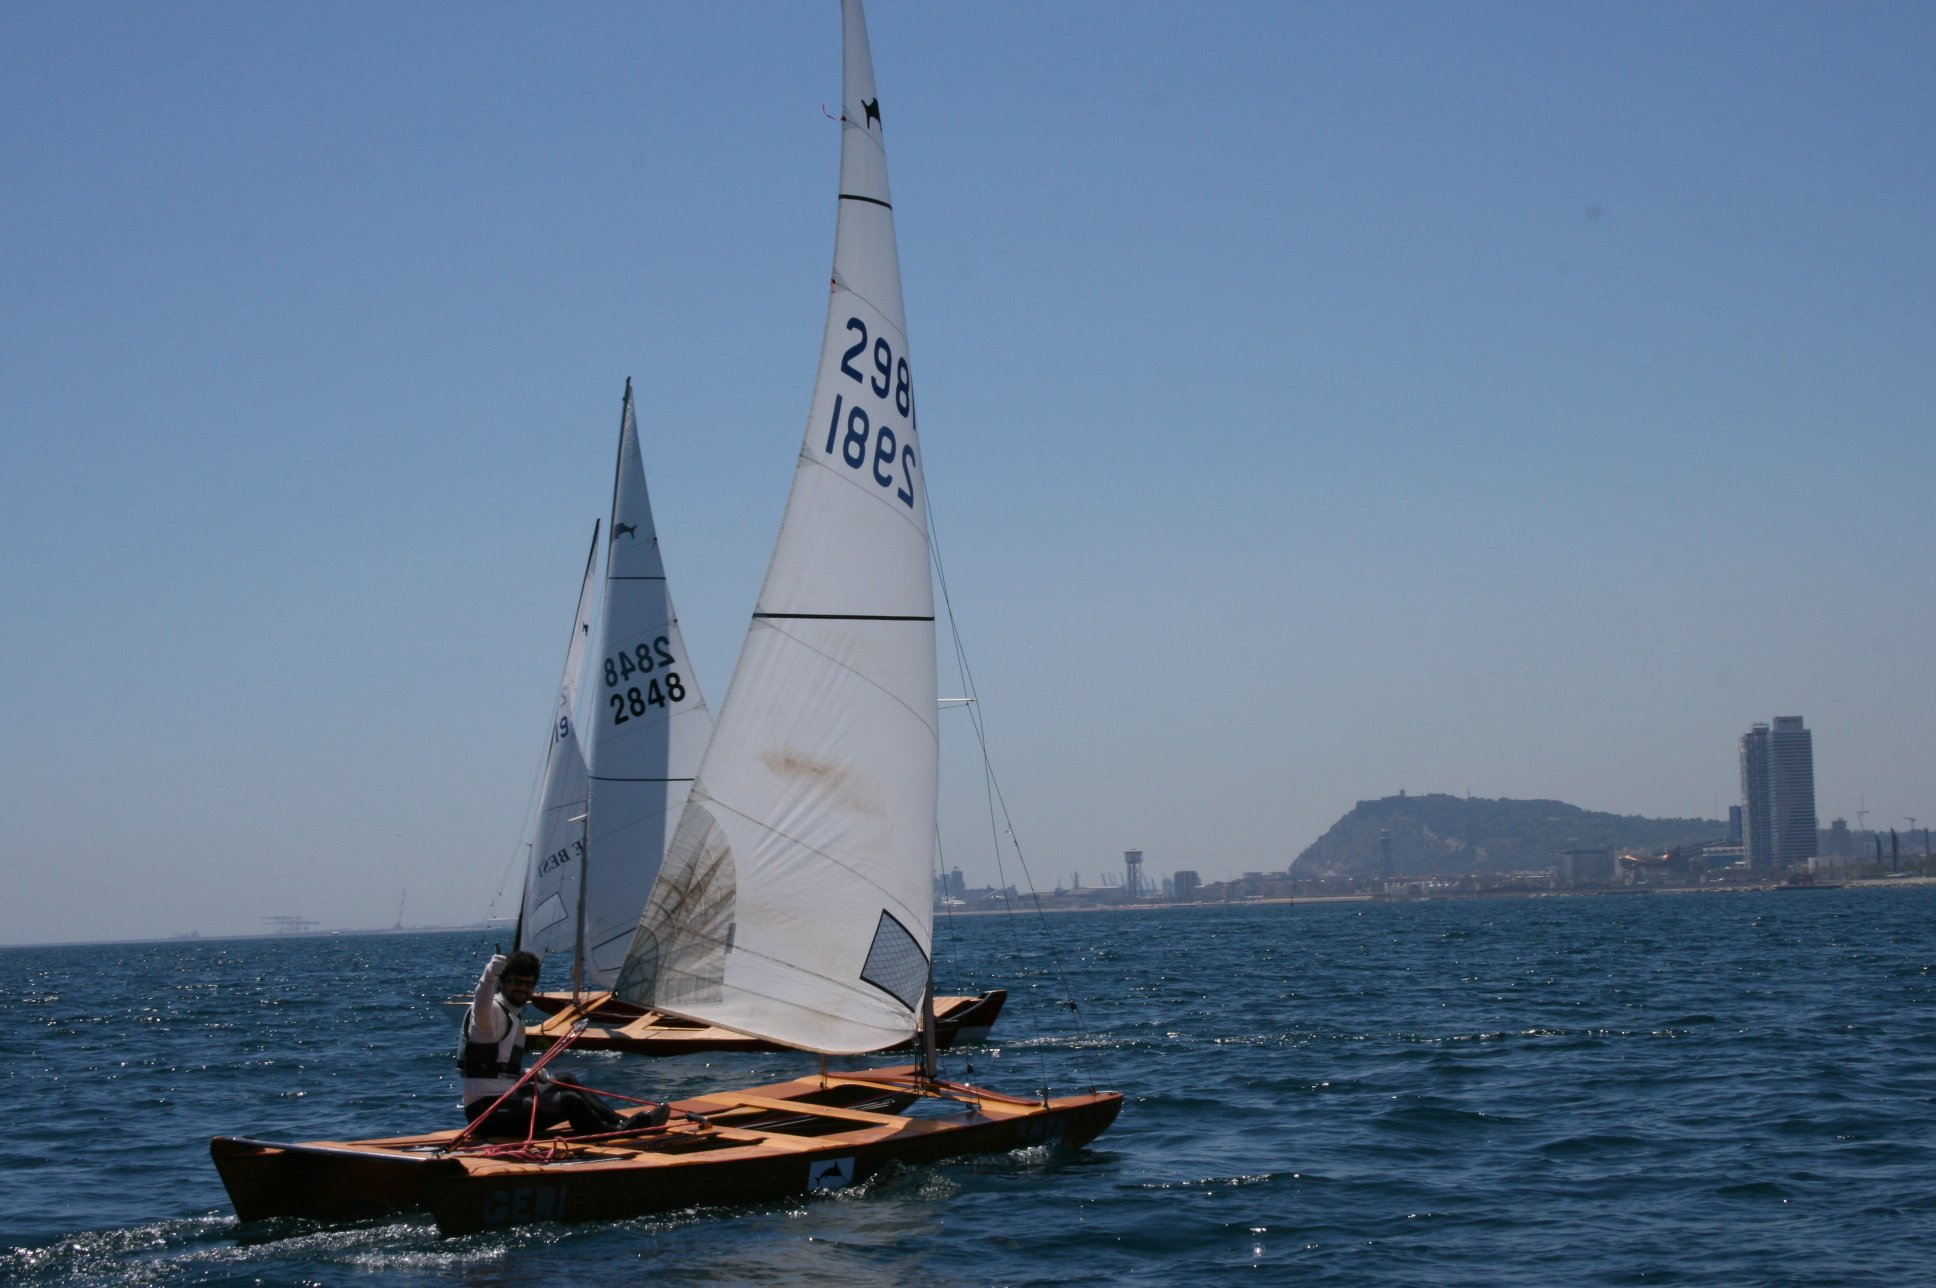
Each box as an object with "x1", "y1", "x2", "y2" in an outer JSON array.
[
  {"x1": 578, "y1": 380, "x2": 714, "y2": 988},
  {"x1": 617, "y1": 0, "x2": 938, "y2": 1053},
  {"x1": 515, "y1": 523, "x2": 600, "y2": 963}
]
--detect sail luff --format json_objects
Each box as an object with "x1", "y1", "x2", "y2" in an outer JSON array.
[
  {"x1": 514, "y1": 521, "x2": 601, "y2": 964},
  {"x1": 616, "y1": 0, "x2": 938, "y2": 1054}
]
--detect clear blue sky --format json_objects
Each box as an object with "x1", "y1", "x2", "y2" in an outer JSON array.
[{"x1": 3, "y1": 2, "x2": 1930, "y2": 944}]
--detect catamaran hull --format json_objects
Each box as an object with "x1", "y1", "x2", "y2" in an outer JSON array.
[
  {"x1": 211, "y1": 1061, "x2": 1122, "y2": 1239},
  {"x1": 211, "y1": 1068, "x2": 1120, "y2": 1235},
  {"x1": 426, "y1": 1094, "x2": 1119, "y2": 1236},
  {"x1": 522, "y1": 990, "x2": 1007, "y2": 1055}
]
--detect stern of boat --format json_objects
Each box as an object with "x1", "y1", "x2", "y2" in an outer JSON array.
[{"x1": 210, "y1": 1135, "x2": 436, "y2": 1222}]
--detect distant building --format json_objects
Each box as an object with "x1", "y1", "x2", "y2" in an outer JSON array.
[
  {"x1": 1828, "y1": 818, "x2": 1851, "y2": 858},
  {"x1": 1559, "y1": 849, "x2": 1615, "y2": 886},
  {"x1": 1727, "y1": 805, "x2": 1743, "y2": 843},
  {"x1": 1769, "y1": 716, "x2": 1818, "y2": 868},
  {"x1": 1124, "y1": 850, "x2": 1145, "y2": 897},
  {"x1": 1703, "y1": 842, "x2": 1746, "y2": 870},
  {"x1": 1174, "y1": 870, "x2": 1200, "y2": 902},
  {"x1": 1808, "y1": 853, "x2": 1850, "y2": 879},
  {"x1": 1740, "y1": 723, "x2": 1774, "y2": 869}
]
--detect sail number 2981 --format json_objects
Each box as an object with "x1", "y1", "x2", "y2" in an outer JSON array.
[
  {"x1": 605, "y1": 635, "x2": 687, "y2": 726},
  {"x1": 828, "y1": 316, "x2": 916, "y2": 508}
]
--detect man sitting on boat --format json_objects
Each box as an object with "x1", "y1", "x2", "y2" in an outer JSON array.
[{"x1": 459, "y1": 950, "x2": 665, "y2": 1136}]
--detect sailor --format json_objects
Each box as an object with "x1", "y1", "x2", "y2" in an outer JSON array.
[{"x1": 458, "y1": 950, "x2": 664, "y2": 1135}]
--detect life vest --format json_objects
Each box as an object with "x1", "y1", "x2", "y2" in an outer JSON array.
[{"x1": 456, "y1": 993, "x2": 526, "y2": 1079}]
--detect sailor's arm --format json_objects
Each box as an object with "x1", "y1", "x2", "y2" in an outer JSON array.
[{"x1": 470, "y1": 953, "x2": 508, "y2": 1041}]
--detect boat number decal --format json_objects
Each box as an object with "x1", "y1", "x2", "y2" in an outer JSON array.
[
  {"x1": 604, "y1": 635, "x2": 688, "y2": 725},
  {"x1": 808, "y1": 1156, "x2": 856, "y2": 1191},
  {"x1": 829, "y1": 316, "x2": 916, "y2": 508},
  {"x1": 538, "y1": 836, "x2": 585, "y2": 877},
  {"x1": 481, "y1": 1182, "x2": 568, "y2": 1226}
]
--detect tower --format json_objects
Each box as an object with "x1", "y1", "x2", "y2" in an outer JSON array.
[
  {"x1": 1769, "y1": 716, "x2": 1818, "y2": 868},
  {"x1": 1739, "y1": 723, "x2": 1773, "y2": 869},
  {"x1": 1124, "y1": 850, "x2": 1144, "y2": 897}
]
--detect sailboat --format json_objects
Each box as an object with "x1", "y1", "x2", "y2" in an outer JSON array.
[
  {"x1": 507, "y1": 382, "x2": 1005, "y2": 1055},
  {"x1": 211, "y1": 0, "x2": 1118, "y2": 1234},
  {"x1": 505, "y1": 379, "x2": 716, "y2": 1010}
]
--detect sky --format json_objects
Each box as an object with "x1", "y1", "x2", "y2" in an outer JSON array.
[{"x1": 2, "y1": 1, "x2": 1931, "y2": 945}]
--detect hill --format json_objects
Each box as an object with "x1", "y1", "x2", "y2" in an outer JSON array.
[{"x1": 1292, "y1": 793, "x2": 1724, "y2": 879}]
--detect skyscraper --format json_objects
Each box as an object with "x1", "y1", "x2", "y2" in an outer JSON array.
[
  {"x1": 1740, "y1": 723, "x2": 1773, "y2": 869},
  {"x1": 1769, "y1": 716, "x2": 1818, "y2": 867}
]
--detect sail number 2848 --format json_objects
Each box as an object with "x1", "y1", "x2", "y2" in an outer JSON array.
[
  {"x1": 827, "y1": 316, "x2": 916, "y2": 508},
  {"x1": 605, "y1": 636, "x2": 686, "y2": 725}
]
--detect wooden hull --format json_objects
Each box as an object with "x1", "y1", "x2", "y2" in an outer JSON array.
[
  {"x1": 522, "y1": 989, "x2": 1006, "y2": 1055},
  {"x1": 212, "y1": 1128, "x2": 457, "y2": 1223},
  {"x1": 212, "y1": 1065, "x2": 1119, "y2": 1236}
]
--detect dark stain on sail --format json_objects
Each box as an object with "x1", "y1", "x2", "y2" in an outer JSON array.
[
  {"x1": 762, "y1": 749, "x2": 886, "y2": 820},
  {"x1": 621, "y1": 804, "x2": 736, "y2": 1007}
]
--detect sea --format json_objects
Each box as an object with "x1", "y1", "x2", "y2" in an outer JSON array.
[{"x1": 6, "y1": 887, "x2": 1935, "y2": 1286}]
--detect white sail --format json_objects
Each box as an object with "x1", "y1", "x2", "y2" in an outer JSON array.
[
  {"x1": 579, "y1": 380, "x2": 714, "y2": 988},
  {"x1": 617, "y1": 0, "x2": 937, "y2": 1053},
  {"x1": 516, "y1": 523, "x2": 600, "y2": 964}
]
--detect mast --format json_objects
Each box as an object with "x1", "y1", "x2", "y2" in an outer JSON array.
[
  {"x1": 918, "y1": 976, "x2": 939, "y2": 1080},
  {"x1": 570, "y1": 807, "x2": 589, "y2": 998},
  {"x1": 574, "y1": 379, "x2": 634, "y2": 1002}
]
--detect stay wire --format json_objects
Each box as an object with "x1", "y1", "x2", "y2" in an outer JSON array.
[{"x1": 927, "y1": 497, "x2": 1115, "y2": 1096}]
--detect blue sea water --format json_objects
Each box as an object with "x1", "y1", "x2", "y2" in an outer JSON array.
[{"x1": 5, "y1": 888, "x2": 1936, "y2": 1285}]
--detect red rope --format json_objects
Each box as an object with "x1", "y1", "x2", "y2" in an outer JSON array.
[
  {"x1": 544, "y1": 1078, "x2": 655, "y2": 1106},
  {"x1": 447, "y1": 1018, "x2": 589, "y2": 1149},
  {"x1": 454, "y1": 1117, "x2": 679, "y2": 1160}
]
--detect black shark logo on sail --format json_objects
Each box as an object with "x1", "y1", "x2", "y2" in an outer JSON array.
[
  {"x1": 862, "y1": 97, "x2": 880, "y2": 129},
  {"x1": 613, "y1": 522, "x2": 637, "y2": 542}
]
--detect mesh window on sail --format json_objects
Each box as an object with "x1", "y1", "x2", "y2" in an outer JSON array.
[{"x1": 859, "y1": 910, "x2": 928, "y2": 1012}]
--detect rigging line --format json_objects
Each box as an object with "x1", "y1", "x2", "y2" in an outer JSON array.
[
  {"x1": 446, "y1": 1018, "x2": 589, "y2": 1151},
  {"x1": 486, "y1": 717, "x2": 555, "y2": 928},
  {"x1": 490, "y1": 518, "x2": 602, "y2": 929},
  {"x1": 927, "y1": 498, "x2": 1057, "y2": 1089},
  {"x1": 930, "y1": 822, "x2": 969, "y2": 1009},
  {"x1": 926, "y1": 494, "x2": 1113, "y2": 1095}
]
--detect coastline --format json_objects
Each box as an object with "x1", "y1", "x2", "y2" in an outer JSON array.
[{"x1": 938, "y1": 874, "x2": 1936, "y2": 917}]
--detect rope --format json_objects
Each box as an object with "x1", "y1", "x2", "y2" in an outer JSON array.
[
  {"x1": 446, "y1": 1018, "x2": 589, "y2": 1150},
  {"x1": 927, "y1": 496, "x2": 1114, "y2": 1097},
  {"x1": 544, "y1": 1078, "x2": 653, "y2": 1106}
]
